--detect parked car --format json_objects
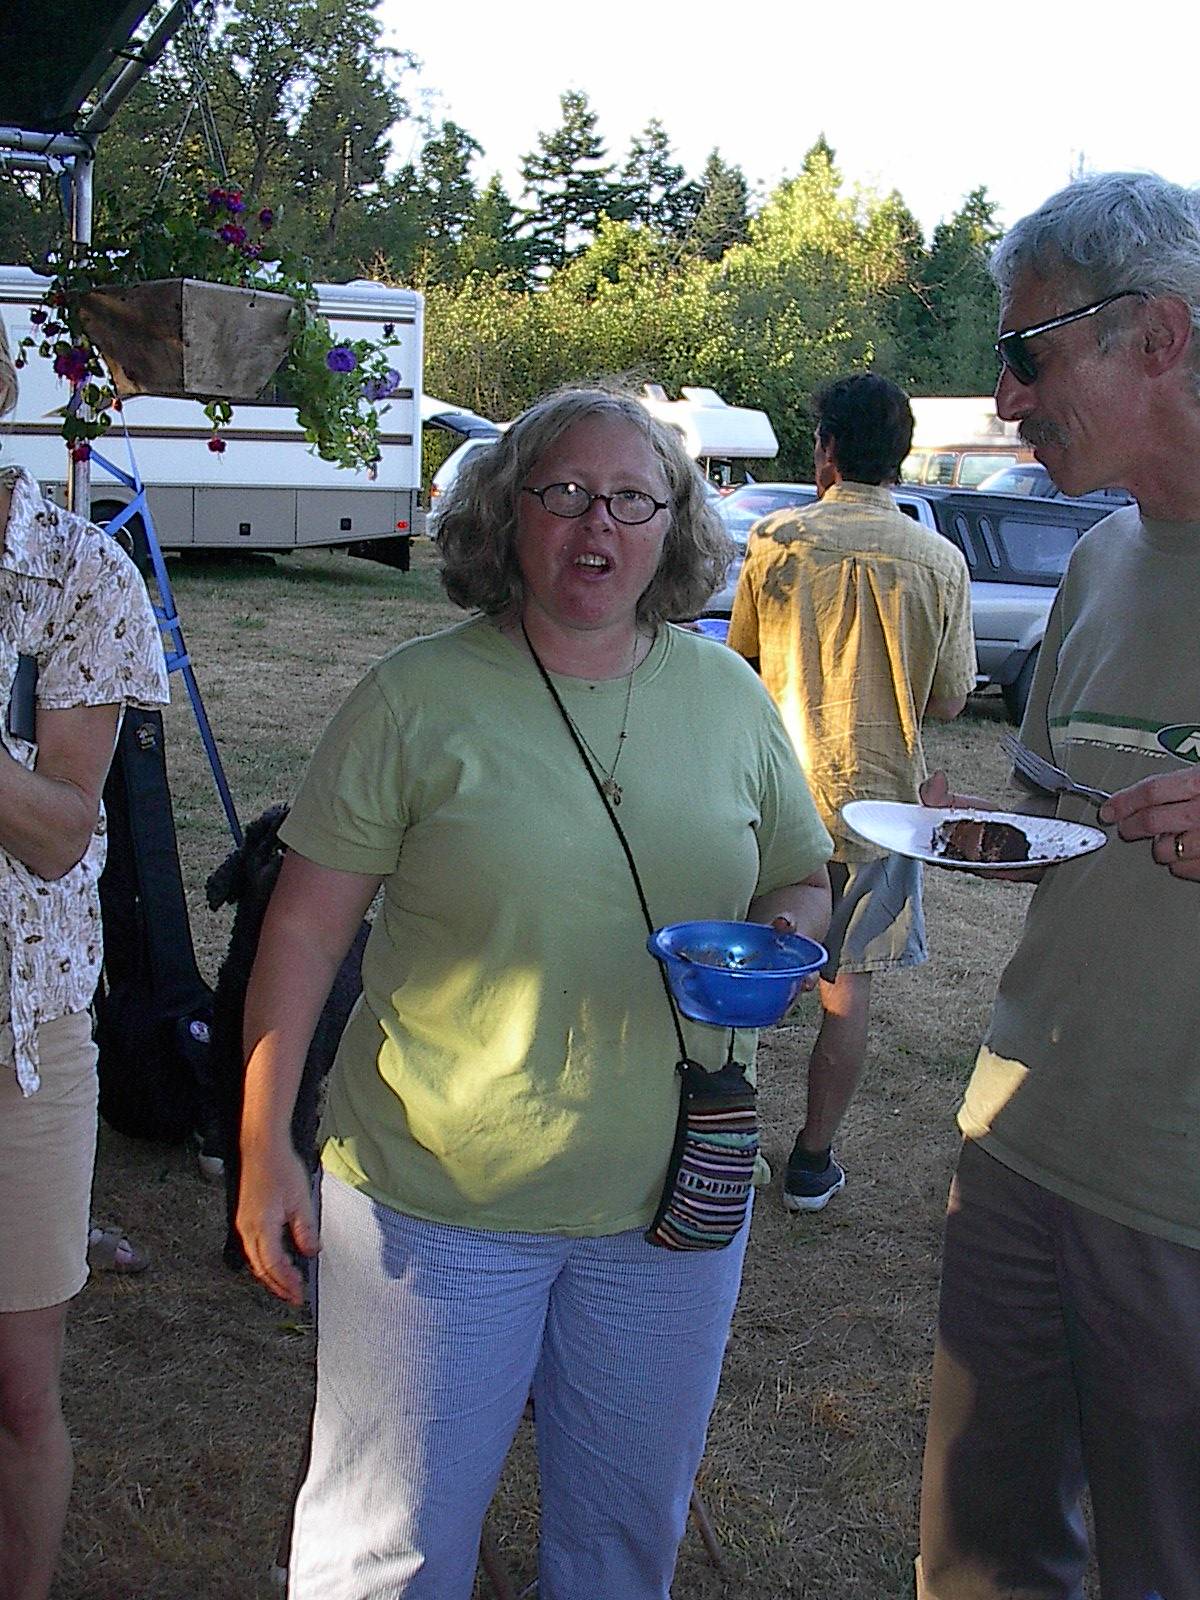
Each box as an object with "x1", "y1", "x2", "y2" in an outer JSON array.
[
  {"x1": 701, "y1": 482, "x2": 1115, "y2": 723},
  {"x1": 426, "y1": 432, "x2": 503, "y2": 536},
  {"x1": 900, "y1": 444, "x2": 1031, "y2": 489},
  {"x1": 975, "y1": 461, "x2": 1133, "y2": 505}
]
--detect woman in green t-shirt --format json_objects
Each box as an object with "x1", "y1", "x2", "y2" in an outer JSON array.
[{"x1": 236, "y1": 386, "x2": 832, "y2": 1598}]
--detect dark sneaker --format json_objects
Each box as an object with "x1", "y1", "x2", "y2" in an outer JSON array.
[{"x1": 782, "y1": 1154, "x2": 846, "y2": 1213}]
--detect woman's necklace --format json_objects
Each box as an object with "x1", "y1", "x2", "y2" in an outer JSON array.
[{"x1": 521, "y1": 624, "x2": 641, "y2": 807}]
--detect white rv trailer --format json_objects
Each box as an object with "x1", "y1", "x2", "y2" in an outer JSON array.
[
  {"x1": 638, "y1": 384, "x2": 778, "y2": 483},
  {"x1": 0, "y1": 265, "x2": 423, "y2": 565}
]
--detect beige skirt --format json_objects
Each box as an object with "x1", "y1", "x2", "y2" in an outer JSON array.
[{"x1": 0, "y1": 1011, "x2": 98, "y2": 1312}]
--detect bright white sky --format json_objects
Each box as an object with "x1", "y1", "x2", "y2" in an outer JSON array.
[{"x1": 378, "y1": 0, "x2": 1199, "y2": 239}]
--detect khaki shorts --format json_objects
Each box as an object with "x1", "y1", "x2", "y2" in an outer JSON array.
[
  {"x1": 821, "y1": 852, "x2": 927, "y2": 979},
  {"x1": 0, "y1": 1011, "x2": 98, "y2": 1312}
]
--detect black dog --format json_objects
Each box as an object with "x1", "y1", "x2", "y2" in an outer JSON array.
[{"x1": 206, "y1": 804, "x2": 369, "y2": 1269}]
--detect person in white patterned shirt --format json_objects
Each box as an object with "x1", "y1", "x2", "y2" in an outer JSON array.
[{"x1": 0, "y1": 314, "x2": 168, "y2": 1600}]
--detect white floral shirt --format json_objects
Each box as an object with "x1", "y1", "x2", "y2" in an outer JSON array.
[{"x1": 1, "y1": 467, "x2": 169, "y2": 1094}]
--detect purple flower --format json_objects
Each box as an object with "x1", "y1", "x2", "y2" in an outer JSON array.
[
  {"x1": 258, "y1": 208, "x2": 275, "y2": 230},
  {"x1": 219, "y1": 223, "x2": 248, "y2": 247},
  {"x1": 71, "y1": 443, "x2": 91, "y2": 463},
  {"x1": 225, "y1": 194, "x2": 246, "y2": 215},
  {"x1": 208, "y1": 435, "x2": 227, "y2": 454},
  {"x1": 240, "y1": 241, "x2": 263, "y2": 260},
  {"x1": 383, "y1": 322, "x2": 395, "y2": 338},
  {"x1": 207, "y1": 187, "x2": 228, "y2": 211},
  {"x1": 30, "y1": 308, "x2": 47, "y2": 325},
  {"x1": 363, "y1": 367, "x2": 401, "y2": 402},
  {"x1": 325, "y1": 345, "x2": 358, "y2": 373},
  {"x1": 54, "y1": 346, "x2": 90, "y2": 385}
]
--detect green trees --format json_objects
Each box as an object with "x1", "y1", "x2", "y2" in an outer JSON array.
[
  {"x1": 519, "y1": 90, "x2": 616, "y2": 272},
  {"x1": 1, "y1": 10, "x2": 1010, "y2": 478}
]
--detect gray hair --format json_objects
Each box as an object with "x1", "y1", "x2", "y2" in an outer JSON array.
[
  {"x1": 0, "y1": 314, "x2": 17, "y2": 419},
  {"x1": 992, "y1": 171, "x2": 1200, "y2": 377},
  {"x1": 438, "y1": 384, "x2": 734, "y2": 625}
]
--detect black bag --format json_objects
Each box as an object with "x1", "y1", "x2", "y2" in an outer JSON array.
[{"x1": 94, "y1": 708, "x2": 214, "y2": 1141}]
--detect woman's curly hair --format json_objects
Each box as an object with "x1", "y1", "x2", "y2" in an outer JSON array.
[{"x1": 437, "y1": 385, "x2": 734, "y2": 625}]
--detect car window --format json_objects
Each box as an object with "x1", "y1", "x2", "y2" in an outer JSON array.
[
  {"x1": 952, "y1": 514, "x2": 977, "y2": 570},
  {"x1": 958, "y1": 452, "x2": 1018, "y2": 488},
  {"x1": 925, "y1": 453, "x2": 957, "y2": 486},
  {"x1": 978, "y1": 464, "x2": 1051, "y2": 496},
  {"x1": 718, "y1": 487, "x2": 814, "y2": 540},
  {"x1": 993, "y1": 516, "x2": 1080, "y2": 580}
]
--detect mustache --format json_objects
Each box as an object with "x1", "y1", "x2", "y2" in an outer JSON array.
[{"x1": 1019, "y1": 417, "x2": 1070, "y2": 449}]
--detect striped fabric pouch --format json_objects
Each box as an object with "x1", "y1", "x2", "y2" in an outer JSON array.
[{"x1": 644, "y1": 1053, "x2": 758, "y2": 1251}]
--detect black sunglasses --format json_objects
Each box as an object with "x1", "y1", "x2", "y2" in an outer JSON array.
[{"x1": 994, "y1": 290, "x2": 1143, "y2": 386}]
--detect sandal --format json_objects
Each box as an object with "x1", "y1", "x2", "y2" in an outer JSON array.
[{"x1": 87, "y1": 1224, "x2": 152, "y2": 1275}]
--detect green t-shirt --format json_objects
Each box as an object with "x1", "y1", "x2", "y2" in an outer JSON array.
[
  {"x1": 959, "y1": 506, "x2": 1200, "y2": 1249},
  {"x1": 280, "y1": 617, "x2": 832, "y2": 1235}
]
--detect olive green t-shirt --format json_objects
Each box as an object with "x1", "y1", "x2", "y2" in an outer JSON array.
[
  {"x1": 959, "y1": 506, "x2": 1200, "y2": 1249},
  {"x1": 280, "y1": 617, "x2": 832, "y2": 1235}
]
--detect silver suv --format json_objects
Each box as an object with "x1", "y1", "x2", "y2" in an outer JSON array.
[{"x1": 702, "y1": 482, "x2": 1113, "y2": 723}]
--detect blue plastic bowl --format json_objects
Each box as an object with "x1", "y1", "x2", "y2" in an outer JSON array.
[{"x1": 646, "y1": 920, "x2": 827, "y2": 1028}]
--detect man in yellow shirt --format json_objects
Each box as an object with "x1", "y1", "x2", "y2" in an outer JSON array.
[{"x1": 728, "y1": 375, "x2": 975, "y2": 1210}]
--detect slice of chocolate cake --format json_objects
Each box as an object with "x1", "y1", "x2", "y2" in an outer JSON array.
[{"x1": 932, "y1": 817, "x2": 1031, "y2": 864}]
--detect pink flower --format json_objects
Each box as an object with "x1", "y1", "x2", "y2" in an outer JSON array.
[
  {"x1": 219, "y1": 223, "x2": 248, "y2": 247},
  {"x1": 53, "y1": 346, "x2": 90, "y2": 385},
  {"x1": 208, "y1": 435, "x2": 227, "y2": 454},
  {"x1": 71, "y1": 443, "x2": 91, "y2": 463}
]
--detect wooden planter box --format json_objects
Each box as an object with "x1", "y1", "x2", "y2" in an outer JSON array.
[{"x1": 76, "y1": 278, "x2": 293, "y2": 403}]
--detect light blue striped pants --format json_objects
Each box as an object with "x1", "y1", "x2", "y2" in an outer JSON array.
[{"x1": 289, "y1": 1172, "x2": 750, "y2": 1599}]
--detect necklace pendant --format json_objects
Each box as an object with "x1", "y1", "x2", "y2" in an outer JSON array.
[{"x1": 603, "y1": 777, "x2": 623, "y2": 806}]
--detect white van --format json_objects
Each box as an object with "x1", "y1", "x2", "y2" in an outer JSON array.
[{"x1": 0, "y1": 265, "x2": 423, "y2": 566}]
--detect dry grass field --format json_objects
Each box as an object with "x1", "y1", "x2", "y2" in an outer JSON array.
[{"x1": 59, "y1": 541, "x2": 1040, "y2": 1599}]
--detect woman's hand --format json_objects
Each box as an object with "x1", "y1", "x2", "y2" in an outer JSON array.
[
  {"x1": 236, "y1": 1138, "x2": 319, "y2": 1307},
  {"x1": 749, "y1": 869, "x2": 832, "y2": 995}
]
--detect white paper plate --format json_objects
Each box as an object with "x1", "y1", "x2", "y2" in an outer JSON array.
[{"x1": 841, "y1": 801, "x2": 1107, "y2": 871}]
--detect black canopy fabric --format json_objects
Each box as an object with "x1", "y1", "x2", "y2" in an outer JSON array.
[{"x1": 0, "y1": 0, "x2": 158, "y2": 135}]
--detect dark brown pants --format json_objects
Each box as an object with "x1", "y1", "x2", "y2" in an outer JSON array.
[{"x1": 918, "y1": 1139, "x2": 1200, "y2": 1600}]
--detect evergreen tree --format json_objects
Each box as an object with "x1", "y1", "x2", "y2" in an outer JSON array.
[
  {"x1": 519, "y1": 90, "x2": 615, "y2": 271},
  {"x1": 615, "y1": 119, "x2": 692, "y2": 237},
  {"x1": 401, "y1": 121, "x2": 482, "y2": 284},
  {"x1": 686, "y1": 150, "x2": 749, "y2": 262},
  {"x1": 910, "y1": 186, "x2": 1001, "y2": 392},
  {"x1": 457, "y1": 175, "x2": 536, "y2": 284}
]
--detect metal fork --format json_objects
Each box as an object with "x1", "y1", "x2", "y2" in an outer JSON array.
[{"x1": 999, "y1": 732, "x2": 1112, "y2": 806}]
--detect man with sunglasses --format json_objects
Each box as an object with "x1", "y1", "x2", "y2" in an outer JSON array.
[{"x1": 917, "y1": 171, "x2": 1200, "y2": 1600}]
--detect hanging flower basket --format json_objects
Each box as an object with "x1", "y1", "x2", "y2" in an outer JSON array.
[
  {"x1": 75, "y1": 278, "x2": 293, "y2": 403},
  {"x1": 17, "y1": 185, "x2": 404, "y2": 468}
]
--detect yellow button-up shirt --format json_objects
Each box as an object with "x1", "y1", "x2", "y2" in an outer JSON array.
[{"x1": 727, "y1": 481, "x2": 976, "y2": 861}]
